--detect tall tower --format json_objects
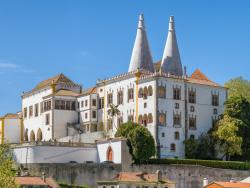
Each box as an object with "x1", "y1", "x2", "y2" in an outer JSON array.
[
  {"x1": 128, "y1": 14, "x2": 154, "y2": 73},
  {"x1": 160, "y1": 16, "x2": 183, "y2": 76}
]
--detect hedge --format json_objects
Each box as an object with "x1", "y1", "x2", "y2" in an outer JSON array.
[
  {"x1": 145, "y1": 158, "x2": 250, "y2": 170},
  {"x1": 59, "y1": 183, "x2": 88, "y2": 188}
]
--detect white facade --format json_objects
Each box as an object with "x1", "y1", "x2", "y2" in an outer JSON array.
[
  {"x1": 2, "y1": 15, "x2": 227, "y2": 160},
  {"x1": 12, "y1": 138, "x2": 129, "y2": 164},
  {"x1": 0, "y1": 114, "x2": 21, "y2": 144}
]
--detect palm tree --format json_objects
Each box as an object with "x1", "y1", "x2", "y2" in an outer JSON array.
[{"x1": 107, "y1": 104, "x2": 120, "y2": 131}]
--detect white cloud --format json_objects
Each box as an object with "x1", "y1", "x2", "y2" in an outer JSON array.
[{"x1": 0, "y1": 63, "x2": 20, "y2": 69}]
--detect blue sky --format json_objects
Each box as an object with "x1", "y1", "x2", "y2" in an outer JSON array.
[{"x1": 0, "y1": 0, "x2": 250, "y2": 115}]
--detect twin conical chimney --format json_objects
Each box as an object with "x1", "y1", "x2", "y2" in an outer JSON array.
[
  {"x1": 128, "y1": 14, "x2": 154, "y2": 73},
  {"x1": 160, "y1": 16, "x2": 183, "y2": 76},
  {"x1": 128, "y1": 15, "x2": 183, "y2": 76}
]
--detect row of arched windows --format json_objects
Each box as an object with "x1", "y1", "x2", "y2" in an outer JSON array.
[
  {"x1": 138, "y1": 86, "x2": 153, "y2": 99},
  {"x1": 138, "y1": 113, "x2": 153, "y2": 126},
  {"x1": 24, "y1": 128, "x2": 43, "y2": 142}
]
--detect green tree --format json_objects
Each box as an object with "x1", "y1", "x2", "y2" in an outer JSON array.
[
  {"x1": 107, "y1": 104, "x2": 120, "y2": 130},
  {"x1": 213, "y1": 115, "x2": 243, "y2": 160},
  {"x1": 184, "y1": 134, "x2": 217, "y2": 160},
  {"x1": 225, "y1": 77, "x2": 250, "y2": 101},
  {"x1": 0, "y1": 143, "x2": 16, "y2": 188},
  {"x1": 128, "y1": 126, "x2": 155, "y2": 163},
  {"x1": 115, "y1": 121, "x2": 138, "y2": 138},
  {"x1": 224, "y1": 95, "x2": 250, "y2": 160},
  {"x1": 115, "y1": 122, "x2": 155, "y2": 163}
]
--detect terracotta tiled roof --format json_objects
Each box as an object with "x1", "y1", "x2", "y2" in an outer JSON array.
[
  {"x1": 54, "y1": 89, "x2": 80, "y2": 97},
  {"x1": 79, "y1": 87, "x2": 97, "y2": 96},
  {"x1": 32, "y1": 73, "x2": 77, "y2": 92},
  {"x1": 15, "y1": 177, "x2": 60, "y2": 188},
  {"x1": 114, "y1": 172, "x2": 173, "y2": 183},
  {"x1": 205, "y1": 181, "x2": 250, "y2": 188},
  {"x1": 187, "y1": 69, "x2": 221, "y2": 87},
  {"x1": 0, "y1": 113, "x2": 19, "y2": 119}
]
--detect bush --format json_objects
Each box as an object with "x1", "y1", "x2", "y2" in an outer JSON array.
[
  {"x1": 146, "y1": 158, "x2": 250, "y2": 170},
  {"x1": 59, "y1": 183, "x2": 88, "y2": 188}
]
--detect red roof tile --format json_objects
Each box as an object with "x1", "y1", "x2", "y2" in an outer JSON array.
[
  {"x1": 15, "y1": 177, "x2": 60, "y2": 188},
  {"x1": 206, "y1": 181, "x2": 250, "y2": 188}
]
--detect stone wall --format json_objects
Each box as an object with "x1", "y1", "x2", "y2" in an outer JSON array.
[{"x1": 25, "y1": 163, "x2": 250, "y2": 188}]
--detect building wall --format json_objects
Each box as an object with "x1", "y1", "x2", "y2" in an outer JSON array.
[
  {"x1": 22, "y1": 88, "x2": 53, "y2": 141},
  {"x1": 13, "y1": 145, "x2": 98, "y2": 163},
  {"x1": 97, "y1": 140, "x2": 122, "y2": 163},
  {"x1": 4, "y1": 118, "x2": 21, "y2": 143},
  {"x1": 25, "y1": 163, "x2": 250, "y2": 188}
]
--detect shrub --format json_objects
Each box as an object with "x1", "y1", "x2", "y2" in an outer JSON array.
[{"x1": 146, "y1": 158, "x2": 250, "y2": 170}]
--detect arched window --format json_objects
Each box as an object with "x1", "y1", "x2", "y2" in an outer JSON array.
[
  {"x1": 107, "y1": 146, "x2": 113, "y2": 161},
  {"x1": 170, "y1": 143, "x2": 176, "y2": 152},
  {"x1": 37, "y1": 128, "x2": 43, "y2": 142},
  {"x1": 148, "y1": 113, "x2": 153, "y2": 123},
  {"x1": 24, "y1": 129, "x2": 28, "y2": 141},
  {"x1": 143, "y1": 114, "x2": 148, "y2": 126},
  {"x1": 148, "y1": 86, "x2": 153, "y2": 96},
  {"x1": 143, "y1": 87, "x2": 148, "y2": 99},
  {"x1": 30, "y1": 130, "x2": 35, "y2": 142},
  {"x1": 174, "y1": 131, "x2": 180, "y2": 140},
  {"x1": 138, "y1": 88, "x2": 143, "y2": 98}
]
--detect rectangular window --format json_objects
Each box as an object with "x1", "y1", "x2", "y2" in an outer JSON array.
[
  {"x1": 188, "y1": 90, "x2": 196, "y2": 103},
  {"x1": 117, "y1": 91, "x2": 123, "y2": 105},
  {"x1": 66, "y1": 101, "x2": 71, "y2": 110},
  {"x1": 158, "y1": 86, "x2": 166, "y2": 98},
  {"x1": 85, "y1": 100, "x2": 88, "y2": 107},
  {"x1": 55, "y1": 100, "x2": 60, "y2": 109},
  {"x1": 29, "y1": 106, "x2": 33, "y2": 117},
  {"x1": 158, "y1": 113, "x2": 166, "y2": 126},
  {"x1": 173, "y1": 87, "x2": 181, "y2": 100},
  {"x1": 40, "y1": 102, "x2": 43, "y2": 114},
  {"x1": 71, "y1": 101, "x2": 76, "y2": 110},
  {"x1": 35, "y1": 103, "x2": 39, "y2": 117},
  {"x1": 189, "y1": 116, "x2": 196, "y2": 130},
  {"x1": 173, "y1": 113, "x2": 181, "y2": 127},
  {"x1": 60, "y1": 100, "x2": 65, "y2": 110},
  {"x1": 212, "y1": 94, "x2": 219, "y2": 106},
  {"x1": 85, "y1": 112, "x2": 88, "y2": 119},
  {"x1": 175, "y1": 103, "x2": 179, "y2": 109},
  {"x1": 128, "y1": 88, "x2": 134, "y2": 101},
  {"x1": 107, "y1": 93, "x2": 113, "y2": 105},
  {"x1": 92, "y1": 99, "x2": 97, "y2": 106},
  {"x1": 99, "y1": 97, "x2": 104, "y2": 109},
  {"x1": 117, "y1": 116, "x2": 123, "y2": 127},
  {"x1": 23, "y1": 107, "x2": 27, "y2": 118},
  {"x1": 81, "y1": 101, "x2": 84, "y2": 108},
  {"x1": 92, "y1": 110, "x2": 97, "y2": 118},
  {"x1": 45, "y1": 113, "x2": 50, "y2": 125},
  {"x1": 44, "y1": 100, "x2": 51, "y2": 112}
]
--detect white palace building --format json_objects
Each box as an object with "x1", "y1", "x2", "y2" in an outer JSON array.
[{"x1": 1, "y1": 15, "x2": 227, "y2": 161}]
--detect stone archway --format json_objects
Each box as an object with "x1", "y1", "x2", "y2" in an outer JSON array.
[
  {"x1": 30, "y1": 130, "x2": 35, "y2": 142},
  {"x1": 106, "y1": 146, "x2": 113, "y2": 161}
]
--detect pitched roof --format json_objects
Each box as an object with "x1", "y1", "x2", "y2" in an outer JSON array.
[
  {"x1": 187, "y1": 69, "x2": 221, "y2": 87},
  {"x1": 32, "y1": 73, "x2": 77, "y2": 92},
  {"x1": 205, "y1": 181, "x2": 250, "y2": 188},
  {"x1": 79, "y1": 87, "x2": 97, "y2": 96},
  {"x1": 15, "y1": 177, "x2": 60, "y2": 188},
  {"x1": 54, "y1": 89, "x2": 80, "y2": 97},
  {"x1": 0, "y1": 113, "x2": 19, "y2": 119}
]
